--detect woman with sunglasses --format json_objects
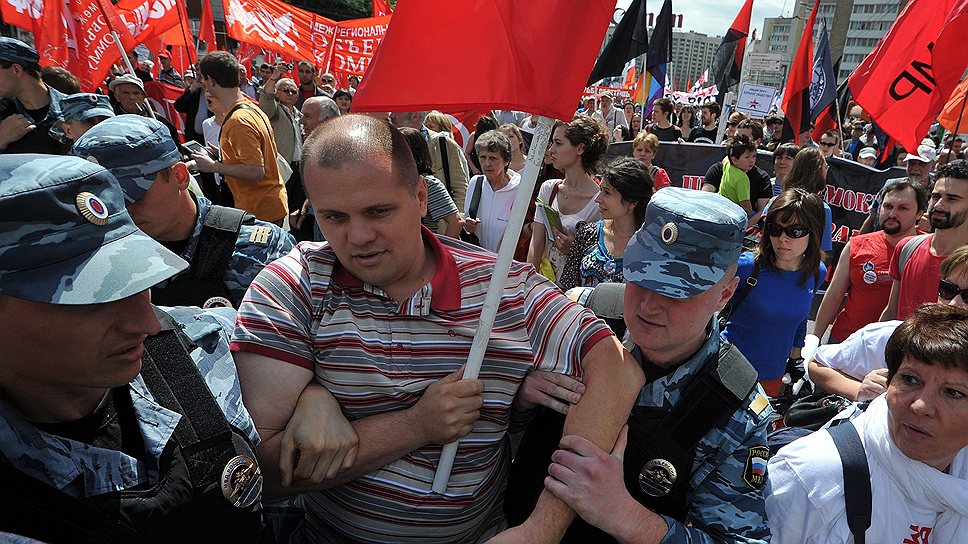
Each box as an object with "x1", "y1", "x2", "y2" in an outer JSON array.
[{"x1": 720, "y1": 189, "x2": 827, "y2": 396}]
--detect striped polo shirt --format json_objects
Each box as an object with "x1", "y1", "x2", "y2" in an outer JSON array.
[{"x1": 232, "y1": 228, "x2": 613, "y2": 543}]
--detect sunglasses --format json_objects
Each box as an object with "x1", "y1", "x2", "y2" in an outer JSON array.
[
  {"x1": 764, "y1": 222, "x2": 810, "y2": 239},
  {"x1": 820, "y1": 141, "x2": 837, "y2": 147},
  {"x1": 321, "y1": 78, "x2": 335, "y2": 83},
  {"x1": 938, "y1": 279, "x2": 968, "y2": 303},
  {"x1": 279, "y1": 88, "x2": 298, "y2": 94},
  {"x1": 727, "y1": 122, "x2": 738, "y2": 127}
]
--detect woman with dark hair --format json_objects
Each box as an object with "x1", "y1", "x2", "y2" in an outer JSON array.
[
  {"x1": 559, "y1": 157, "x2": 653, "y2": 290},
  {"x1": 332, "y1": 89, "x2": 352, "y2": 116},
  {"x1": 721, "y1": 188, "x2": 827, "y2": 395},
  {"x1": 677, "y1": 104, "x2": 696, "y2": 141},
  {"x1": 771, "y1": 146, "x2": 833, "y2": 255},
  {"x1": 527, "y1": 116, "x2": 608, "y2": 283},
  {"x1": 499, "y1": 123, "x2": 527, "y2": 173},
  {"x1": 771, "y1": 143, "x2": 800, "y2": 196},
  {"x1": 398, "y1": 127, "x2": 462, "y2": 238}
]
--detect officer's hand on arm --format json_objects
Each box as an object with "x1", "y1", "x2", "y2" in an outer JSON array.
[
  {"x1": 0, "y1": 114, "x2": 35, "y2": 150},
  {"x1": 407, "y1": 365, "x2": 484, "y2": 444},
  {"x1": 280, "y1": 382, "x2": 359, "y2": 486},
  {"x1": 856, "y1": 368, "x2": 889, "y2": 402},
  {"x1": 513, "y1": 371, "x2": 585, "y2": 415},
  {"x1": 544, "y1": 426, "x2": 667, "y2": 544}
]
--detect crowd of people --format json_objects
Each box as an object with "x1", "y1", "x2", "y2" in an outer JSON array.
[{"x1": 2, "y1": 32, "x2": 968, "y2": 544}]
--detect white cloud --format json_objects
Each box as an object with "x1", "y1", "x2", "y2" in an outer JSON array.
[{"x1": 616, "y1": 0, "x2": 791, "y2": 39}]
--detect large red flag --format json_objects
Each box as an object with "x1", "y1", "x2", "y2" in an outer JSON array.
[
  {"x1": 114, "y1": 0, "x2": 181, "y2": 46},
  {"x1": 222, "y1": 0, "x2": 336, "y2": 65},
  {"x1": 0, "y1": 0, "x2": 43, "y2": 33},
  {"x1": 708, "y1": 0, "x2": 753, "y2": 105},
  {"x1": 37, "y1": 0, "x2": 69, "y2": 68},
  {"x1": 781, "y1": 0, "x2": 820, "y2": 145},
  {"x1": 850, "y1": 0, "x2": 968, "y2": 152},
  {"x1": 72, "y1": 0, "x2": 134, "y2": 91},
  {"x1": 352, "y1": 0, "x2": 614, "y2": 121},
  {"x1": 199, "y1": 0, "x2": 217, "y2": 51},
  {"x1": 330, "y1": 16, "x2": 391, "y2": 88},
  {"x1": 372, "y1": 0, "x2": 391, "y2": 17}
]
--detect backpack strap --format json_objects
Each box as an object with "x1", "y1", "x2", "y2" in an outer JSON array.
[
  {"x1": 718, "y1": 259, "x2": 762, "y2": 327},
  {"x1": 467, "y1": 175, "x2": 485, "y2": 218},
  {"x1": 897, "y1": 234, "x2": 931, "y2": 277},
  {"x1": 437, "y1": 135, "x2": 453, "y2": 195},
  {"x1": 190, "y1": 205, "x2": 251, "y2": 284},
  {"x1": 827, "y1": 421, "x2": 872, "y2": 544}
]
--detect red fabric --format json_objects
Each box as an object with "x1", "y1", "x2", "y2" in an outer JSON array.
[
  {"x1": 37, "y1": 0, "x2": 68, "y2": 68},
  {"x1": 372, "y1": 0, "x2": 391, "y2": 17},
  {"x1": 0, "y1": 0, "x2": 41, "y2": 32},
  {"x1": 849, "y1": 0, "x2": 968, "y2": 153},
  {"x1": 235, "y1": 41, "x2": 263, "y2": 73},
  {"x1": 115, "y1": 0, "x2": 180, "y2": 45},
  {"x1": 830, "y1": 231, "x2": 896, "y2": 341},
  {"x1": 444, "y1": 110, "x2": 493, "y2": 148},
  {"x1": 889, "y1": 234, "x2": 944, "y2": 320},
  {"x1": 221, "y1": 0, "x2": 336, "y2": 66},
  {"x1": 938, "y1": 77, "x2": 968, "y2": 133},
  {"x1": 811, "y1": 104, "x2": 838, "y2": 142},
  {"x1": 200, "y1": 0, "x2": 217, "y2": 51},
  {"x1": 729, "y1": 0, "x2": 754, "y2": 75},
  {"x1": 144, "y1": 81, "x2": 187, "y2": 142},
  {"x1": 330, "y1": 16, "x2": 391, "y2": 86},
  {"x1": 352, "y1": 0, "x2": 614, "y2": 121},
  {"x1": 781, "y1": 0, "x2": 819, "y2": 143},
  {"x1": 38, "y1": 0, "x2": 131, "y2": 92}
]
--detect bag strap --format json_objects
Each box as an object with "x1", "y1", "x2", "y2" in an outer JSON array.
[
  {"x1": 897, "y1": 233, "x2": 931, "y2": 277},
  {"x1": 438, "y1": 135, "x2": 453, "y2": 195},
  {"x1": 827, "y1": 422, "x2": 872, "y2": 544},
  {"x1": 468, "y1": 175, "x2": 485, "y2": 218},
  {"x1": 548, "y1": 180, "x2": 561, "y2": 206},
  {"x1": 718, "y1": 259, "x2": 762, "y2": 326},
  {"x1": 190, "y1": 205, "x2": 251, "y2": 292}
]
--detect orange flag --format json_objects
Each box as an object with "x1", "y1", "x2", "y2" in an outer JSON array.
[{"x1": 939, "y1": 78, "x2": 968, "y2": 133}]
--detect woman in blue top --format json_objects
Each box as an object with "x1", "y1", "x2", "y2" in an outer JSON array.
[
  {"x1": 722, "y1": 188, "x2": 827, "y2": 396},
  {"x1": 559, "y1": 157, "x2": 652, "y2": 290}
]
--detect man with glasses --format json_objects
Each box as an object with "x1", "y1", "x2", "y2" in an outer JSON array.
[
  {"x1": 881, "y1": 162, "x2": 968, "y2": 321},
  {"x1": 807, "y1": 245, "x2": 968, "y2": 402},
  {"x1": 295, "y1": 61, "x2": 327, "y2": 109}
]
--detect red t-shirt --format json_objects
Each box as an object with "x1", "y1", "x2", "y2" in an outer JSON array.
[
  {"x1": 831, "y1": 231, "x2": 896, "y2": 340},
  {"x1": 889, "y1": 234, "x2": 944, "y2": 320}
]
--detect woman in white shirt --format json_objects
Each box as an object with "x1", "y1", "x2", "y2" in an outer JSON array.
[{"x1": 463, "y1": 130, "x2": 520, "y2": 252}]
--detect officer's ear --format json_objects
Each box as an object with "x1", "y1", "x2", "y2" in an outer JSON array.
[
  {"x1": 714, "y1": 269, "x2": 741, "y2": 312},
  {"x1": 169, "y1": 161, "x2": 192, "y2": 191}
]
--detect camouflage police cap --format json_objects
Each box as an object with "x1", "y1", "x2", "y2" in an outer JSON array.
[
  {"x1": 624, "y1": 187, "x2": 746, "y2": 299},
  {"x1": 0, "y1": 154, "x2": 187, "y2": 305},
  {"x1": 61, "y1": 93, "x2": 116, "y2": 122},
  {"x1": 71, "y1": 115, "x2": 181, "y2": 203},
  {"x1": 0, "y1": 37, "x2": 39, "y2": 70}
]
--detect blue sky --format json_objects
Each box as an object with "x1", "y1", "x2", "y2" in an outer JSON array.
[{"x1": 616, "y1": 0, "x2": 793, "y2": 39}]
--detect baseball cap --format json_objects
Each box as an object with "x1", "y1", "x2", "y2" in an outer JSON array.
[
  {"x1": 858, "y1": 147, "x2": 878, "y2": 160},
  {"x1": 108, "y1": 73, "x2": 146, "y2": 93},
  {"x1": 184, "y1": 69, "x2": 196, "y2": 79},
  {"x1": 905, "y1": 144, "x2": 938, "y2": 163},
  {"x1": 624, "y1": 187, "x2": 746, "y2": 298},
  {"x1": 61, "y1": 93, "x2": 116, "y2": 122},
  {"x1": 0, "y1": 154, "x2": 187, "y2": 305},
  {"x1": 0, "y1": 37, "x2": 39, "y2": 70},
  {"x1": 71, "y1": 115, "x2": 181, "y2": 203},
  {"x1": 157, "y1": 49, "x2": 171, "y2": 59}
]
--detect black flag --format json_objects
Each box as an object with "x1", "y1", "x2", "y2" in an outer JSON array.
[{"x1": 586, "y1": 0, "x2": 649, "y2": 86}]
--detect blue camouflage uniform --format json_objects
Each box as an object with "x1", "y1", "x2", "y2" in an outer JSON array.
[
  {"x1": 0, "y1": 154, "x2": 272, "y2": 542},
  {"x1": 71, "y1": 114, "x2": 295, "y2": 306},
  {"x1": 0, "y1": 38, "x2": 68, "y2": 155}
]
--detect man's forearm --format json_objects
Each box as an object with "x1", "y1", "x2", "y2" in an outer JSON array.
[
  {"x1": 524, "y1": 339, "x2": 645, "y2": 539},
  {"x1": 218, "y1": 161, "x2": 265, "y2": 180}
]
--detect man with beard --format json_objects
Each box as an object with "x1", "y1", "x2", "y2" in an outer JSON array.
[
  {"x1": 814, "y1": 180, "x2": 928, "y2": 343},
  {"x1": 881, "y1": 162, "x2": 968, "y2": 321},
  {"x1": 860, "y1": 143, "x2": 936, "y2": 233}
]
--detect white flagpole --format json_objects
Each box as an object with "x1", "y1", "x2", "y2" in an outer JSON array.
[{"x1": 432, "y1": 115, "x2": 554, "y2": 494}]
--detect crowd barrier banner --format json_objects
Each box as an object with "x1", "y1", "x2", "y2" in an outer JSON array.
[{"x1": 606, "y1": 141, "x2": 904, "y2": 262}]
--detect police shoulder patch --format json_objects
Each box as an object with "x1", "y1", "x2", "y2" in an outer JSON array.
[
  {"x1": 748, "y1": 393, "x2": 769, "y2": 416},
  {"x1": 743, "y1": 445, "x2": 770, "y2": 489},
  {"x1": 248, "y1": 226, "x2": 271, "y2": 245}
]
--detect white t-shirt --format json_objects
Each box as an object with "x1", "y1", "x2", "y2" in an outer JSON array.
[
  {"x1": 535, "y1": 179, "x2": 602, "y2": 279},
  {"x1": 464, "y1": 172, "x2": 521, "y2": 252},
  {"x1": 812, "y1": 320, "x2": 900, "y2": 380}
]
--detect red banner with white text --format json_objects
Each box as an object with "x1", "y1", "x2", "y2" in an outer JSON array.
[
  {"x1": 221, "y1": 0, "x2": 336, "y2": 67},
  {"x1": 329, "y1": 16, "x2": 390, "y2": 88},
  {"x1": 114, "y1": 0, "x2": 180, "y2": 46}
]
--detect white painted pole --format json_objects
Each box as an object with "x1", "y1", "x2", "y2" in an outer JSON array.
[{"x1": 432, "y1": 115, "x2": 555, "y2": 494}]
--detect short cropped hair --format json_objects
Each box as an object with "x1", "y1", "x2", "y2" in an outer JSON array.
[
  {"x1": 41, "y1": 66, "x2": 81, "y2": 94},
  {"x1": 885, "y1": 304, "x2": 968, "y2": 382},
  {"x1": 936, "y1": 162, "x2": 968, "y2": 182},
  {"x1": 882, "y1": 179, "x2": 929, "y2": 212}
]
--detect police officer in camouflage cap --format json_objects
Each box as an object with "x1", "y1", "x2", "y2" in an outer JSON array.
[
  {"x1": 59, "y1": 92, "x2": 115, "y2": 142},
  {"x1": 72, "y1": 114, "x2": 295, "y2": 308},
  {"x1": 0, "y1": 154, "x2": 278, "y2": 541},
  {"x1": 511, "y1": 187, "x2": 773, "y2": 543},
  {"x1": 0, "y1": 37, "x2": 68, "y2": 155}
]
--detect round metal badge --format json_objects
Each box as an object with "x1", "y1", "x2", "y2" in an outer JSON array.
[
  {"x1": 203, "y1": 296, "x2": 233, "y2": 309},
  {"x1": 220, "y1": 455, "x2": 263, "y2": 508},
  {"x1": 638, "y1": 458, "x2": 677, "y2": 497},
  {"x1": 75, "y1": 192, "x2": 110, "y2": 226},
  {"x1": 660, "y1": 222, "x2": 679, "y2": 245}
]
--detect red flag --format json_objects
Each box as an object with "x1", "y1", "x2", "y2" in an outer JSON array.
[
  {"x1": 37, "y1": 0, "x2": 69, "y2": 68},
  {"x1": 443, "y1": 109, "x2": 492, "y2": 148},
  {"x1": 145, "y1": 81, "x2": 187, "y2": 141},
  {"x1": 235, "y1": 41, "x2": 263, "y2": 72},
  {"x1": 353, "y1": 0, "x2": 613, "y2": 121},
  {"x1": 372, "y1": 0, "x2": 391, "y2": 17},
  {"x1": 72, "y1": 0, "x2": 133, "y2": 91},
  {"x1": 1, "y1": 0, "x2": 43, "y2": 33},
  {"x1": 708, "y1": 0, "x2": 753, "y2": 104},
  {"x1": 781, "y1": 0, "x2": 820, "y2": 145},
  {"x1": 222, "y1": 0, "x2": 336, "y2": 65},
  {"x1": 938, "y1": 77, "x2": 968, "y2": 133},
  {"x1": 115, "y1": 0, "x2": 181, "y2": 45},
  {"x1": 849, "y1": 0, "x2": 968, "y2": 152},
  {"x1": 200, "y1": 0, "x2": 217, "y2": 51},
  {"x1": 330, "y1": 16, "x2": 391, "y2": 87},
  {"x1": 811, "y1": 104, "x2": 838, "y2": 142}
]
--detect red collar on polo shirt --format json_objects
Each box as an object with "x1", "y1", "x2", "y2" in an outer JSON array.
[{"x1": 331, "y1": 225, "x2": 461, "y2": 311}]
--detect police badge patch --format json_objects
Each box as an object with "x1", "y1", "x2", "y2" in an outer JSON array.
[{"x1": 743, "y1": 446, "x2": 770, "y2": 489}]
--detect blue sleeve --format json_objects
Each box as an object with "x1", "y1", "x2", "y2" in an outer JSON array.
[
  {"x1": 793, "y1": 262, "x2": 826, "y2": 348},
  {"x1": 821, "y1": 204, "x2": 833, "y2": 252}
]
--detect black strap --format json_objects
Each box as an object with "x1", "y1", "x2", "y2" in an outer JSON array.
[
  {"x1": 467, "y1": 175, "x2": 485, "y2": 218},
  {"x1": 140, "y1": 308, "x2": 234, "y2": 489},
  {"x1": 438, "y1": 135, "x2": 452, "y2": 195},
  {"x1": 718, "y1": 260, "x2": 762, "y2": 327},
  {"x1": 190, "y1": 205, "x2": 251, "y2": 285},
  {"x1": 828, "y1": 422, "x2": 872, "y2": 544}
]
